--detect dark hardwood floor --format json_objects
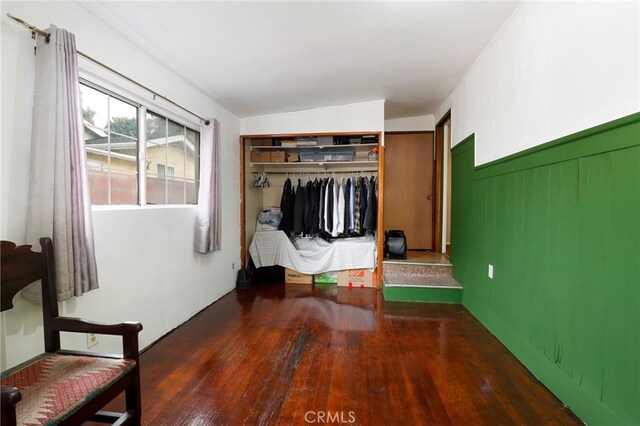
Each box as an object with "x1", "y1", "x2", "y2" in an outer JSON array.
[{"x1": 99, "y1": 283, "x2": 581, "y2": 425}]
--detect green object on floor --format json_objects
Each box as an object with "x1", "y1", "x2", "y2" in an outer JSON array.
[{"x1": 314, "y1": 272, "x2": 338, "y2": 284}]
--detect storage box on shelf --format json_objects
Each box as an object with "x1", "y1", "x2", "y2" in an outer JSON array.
[
  {"x1": 251, "y1": 138, "x2": 273, "y2": 147},
  {"x1": 249, "y1": 142, "x2": 378, "y2": 170},
  {"x1": 251, "y1": 150, "x2": 271, "y2": 162},
  {"x1": 271, "y1": 151, "x2": 287, "y2": 162},
  {"x1": 299, "y1": 149, "x2": 355, "y2": 162}
]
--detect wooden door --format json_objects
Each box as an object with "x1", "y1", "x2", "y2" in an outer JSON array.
[{"x1": 384, "y1": 132, "x2": 434, "y2": 250}]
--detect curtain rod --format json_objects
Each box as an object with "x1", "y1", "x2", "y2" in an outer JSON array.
[{"x1": 6, "y1": 13, "x2": 210, "y2": 125}]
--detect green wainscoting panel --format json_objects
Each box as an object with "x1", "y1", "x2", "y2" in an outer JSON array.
[
  {"x1": 450, "y1": 113, "x2": 640, "y2": 426},
  {"x1": 382, "y1": 285, "x2": 462, "y2": 303}
]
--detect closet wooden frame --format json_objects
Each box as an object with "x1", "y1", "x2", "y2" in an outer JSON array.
[{"x1": 239, "y1": 131, "x2": 385, "y2": 286}]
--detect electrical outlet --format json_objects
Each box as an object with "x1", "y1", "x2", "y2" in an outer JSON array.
[
  {"x1": 488, "y1": 264, "x2": 494, "y2": 279},
  {"x1": 87, "y1": 333, "x2": 98, "y2": 348}
]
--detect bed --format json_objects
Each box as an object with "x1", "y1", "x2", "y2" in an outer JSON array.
[{"x1": 248, "y1": 231, "x2": 377, "y2": 274}]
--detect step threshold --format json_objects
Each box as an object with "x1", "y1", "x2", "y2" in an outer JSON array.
[
  {"x1": 383, "y1": 282, "x2": 462, "y2": 290},
  {"x1": 383, "y1": 260, "x2": 452, "y2": 267}
]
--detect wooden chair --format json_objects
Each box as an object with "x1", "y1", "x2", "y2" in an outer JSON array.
[{"x1": 0, "y1": 238, "x2": 142, "y2": 426}]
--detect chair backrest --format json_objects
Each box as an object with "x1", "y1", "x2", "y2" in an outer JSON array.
[{"x1": 1, "y1": 237, "x2": 61, "y2": 351}]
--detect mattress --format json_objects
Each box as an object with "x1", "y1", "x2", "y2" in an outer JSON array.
[{"x1": 248, "y1": 231, "x2": 377, "y2": 274}]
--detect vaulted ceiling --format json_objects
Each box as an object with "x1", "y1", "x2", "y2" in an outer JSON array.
[{"x1": 82, "y1": 1, "x2": 519, "y2": 119}]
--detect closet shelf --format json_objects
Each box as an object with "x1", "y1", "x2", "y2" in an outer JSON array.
[
  {"x1": 250, "y1": 160, "x2": 378, "y2": 173},
  {"x1": 251, "y1": 160, "x2": 377, "y2": 167},
  {"x1": 250, "y1": 143, "x2": 378, "y2": 150}
]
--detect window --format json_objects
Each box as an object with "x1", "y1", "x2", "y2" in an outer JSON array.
[
  {"x1": 80, "y1": 83, "x2": 200, "y2": 205},
  {"x1": 156, "y1": 164, "x2": 175, "y2": 180},
  {"x1": 81, "y1": 84, "x2": 139, "y2": 205},
  {"x1": 145, "y1": 111, "x2": 200, "y2": 205}
]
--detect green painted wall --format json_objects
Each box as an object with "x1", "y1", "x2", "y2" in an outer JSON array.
[{"x1": 451, "y1": 113, "x2": 640, "y2": 425}]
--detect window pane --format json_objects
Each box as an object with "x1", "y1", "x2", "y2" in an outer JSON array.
[
  {"x1": 167, "y1": 179, "x2": 186, "y2": 204},
  {"x1": 145, "y1": 113, "x2": 166, "y2": 205},
  {"x1": 110, "y1": 171, "x2": 138, "y2": 204},
  {"x1": 186, "y1": 180, "x2": 198, "y2": 204},
  {"x1": 167, "y1": 121, "x2": 186, "y2": 179},
  {"x1": 82, "y1": 84, "x2": 138, "y2": 205},
  {"x1": 146, "y1": 112, "x2": 169, "y2": 205},
  {"x1": 109, "y1": 97, "x2": 137, "y2": 138},
  {"x1": 146, "y1": 174, "x2": 166, "y2": 204},
  {"x1": 168, "y1": 119, "x2": 183, "y2": 137},
  {"x1": 186, "y1": 129, "x2": 199, "y2": 182},
  {"x1": 108, "y1": 97, "x2": 137, "y2": 205},
  {"x1": 82, "y1": 85, "x2": 109, "y2": 204},
  {"x1": 81, "y1": 85, "x2": 109, "y2": 131},
  {"x1": 87, "y1": 169, "x2": 109, "y2": 205},
  {"x1": 146, "y1": 111, "x2": 166, "y2": 141},
  {"x1": 108, "y1": 97, "x2": 138, "y2": 205},
  {"x1": 167, "y1": 148, "x2": 185, "y2": 178}
]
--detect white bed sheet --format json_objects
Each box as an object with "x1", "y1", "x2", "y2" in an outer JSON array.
[{"x1": 248, "y1": 231, "x2": 377, "y2": 274}]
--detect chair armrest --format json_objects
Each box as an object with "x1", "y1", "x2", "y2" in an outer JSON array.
[
  {"x1": 1, "y1": 386, "x2": 21, "y2": 426},
  {"x1": 51, "y1": 317, "x2": 143, "y2": 360},
  {"x1": 51, "y1": 317, "x2": 142, "y2": 336},
  {"x1": 1, "y1": 386, "x2": 21, "y2": 407}
]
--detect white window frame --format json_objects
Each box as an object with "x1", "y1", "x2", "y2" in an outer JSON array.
[{"x1": 80, "y1": 76, "x2": 200, "y2": 206}]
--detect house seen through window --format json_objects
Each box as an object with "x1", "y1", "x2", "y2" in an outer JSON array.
[
  {"x1": 145, "y1": 111, "x2": 200, "y2": 204},
  {"x1": 80, "y1": 83, "x2": 200, "y2": 205},
  {"x1": 81, "y1": 84, "x2": 139, "y2": 205}
]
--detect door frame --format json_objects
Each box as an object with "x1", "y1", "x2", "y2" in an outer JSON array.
[
  {"x1": 434, "y1": 110, "x2": 452, "y2": 253},
  {"x1": 383, "y1": 130, "x2": 435, "y2": 250}
]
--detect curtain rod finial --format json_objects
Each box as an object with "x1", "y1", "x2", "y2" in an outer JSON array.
[{"x1": 204, "y1": 120, "x2": 210, "y2": 126}]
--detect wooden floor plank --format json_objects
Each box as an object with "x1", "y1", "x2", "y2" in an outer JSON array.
[{"x1": 93, "y1": 283, "x2": 582, "y2": 425}]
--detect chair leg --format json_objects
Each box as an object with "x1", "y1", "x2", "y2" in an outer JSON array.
[{"x1": 125, "y1": 367, "x2": 142, "y2": 426}]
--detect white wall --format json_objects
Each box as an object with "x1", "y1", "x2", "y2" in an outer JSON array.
[
  {"x1": 435, "y1": 1, "x2": 640, "y2": 165},
  {"x1": 384, "y1": 115, "x2": 435, "y2": 132},
  {"x1": 240, "y1": 100, "x2": 385, "y2": 135},
  {"x1": 0, "y1": 2, "x2": 240, "y2": 370}
]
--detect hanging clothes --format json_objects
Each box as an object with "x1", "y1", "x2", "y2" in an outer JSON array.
[
  {"x1": 344, "y1": 178, "x2": 351, "y2": 233},
  {"x1": 349, "y1": 177, "x2": 355, "y2": 234},
  {"x1": 326, "y1": 178, "x2": 334, "y2": 234},
  {"x1": 277, "y1": 173, "x2": 377, "y2": 240},
  {"x1": 336, "y1": 179, "x2": 345, "y2": 236},
  {"x1": 278, "y1": 178, "x2": 295, "y2": 235},
  {"x1": 354, "y1": 178, "x2": 361, "y2": 235},
  {"x1": 363, "y1": 176, "x2": 377, "y2": 233},
  {"x1": 293, "y1": 179, "x2": 305, "y2": 234},
  {"x1": 319, "y1": 178, "x2": 326, "y2": 233},
  {"x1": 303, "y1": 180, "x2": 313, "y2": 235},
  {"x1": 311, "y1": 179, "x2": 321, "y2": 235},
  {"x1": 331, "y1": 179, "x2": 342, "y2": 238},
  {"x1": 359, "y1": 176, "x2": 368, "y2": 234}
]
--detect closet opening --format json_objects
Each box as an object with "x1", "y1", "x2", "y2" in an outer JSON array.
[
  {"x1": 239, "y1": 132, "x2": 385, "y2": 285},
  {"x1": 434, "y1": 111, "x2": 452, "y2": 255}
]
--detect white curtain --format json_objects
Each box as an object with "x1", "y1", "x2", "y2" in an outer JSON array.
[
  {"x1": 23, "y1": 26, "x2": 99, "y2": 302},
  {"x1": 194, "y1": 119, "x2": 221, "y2": 253}
]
